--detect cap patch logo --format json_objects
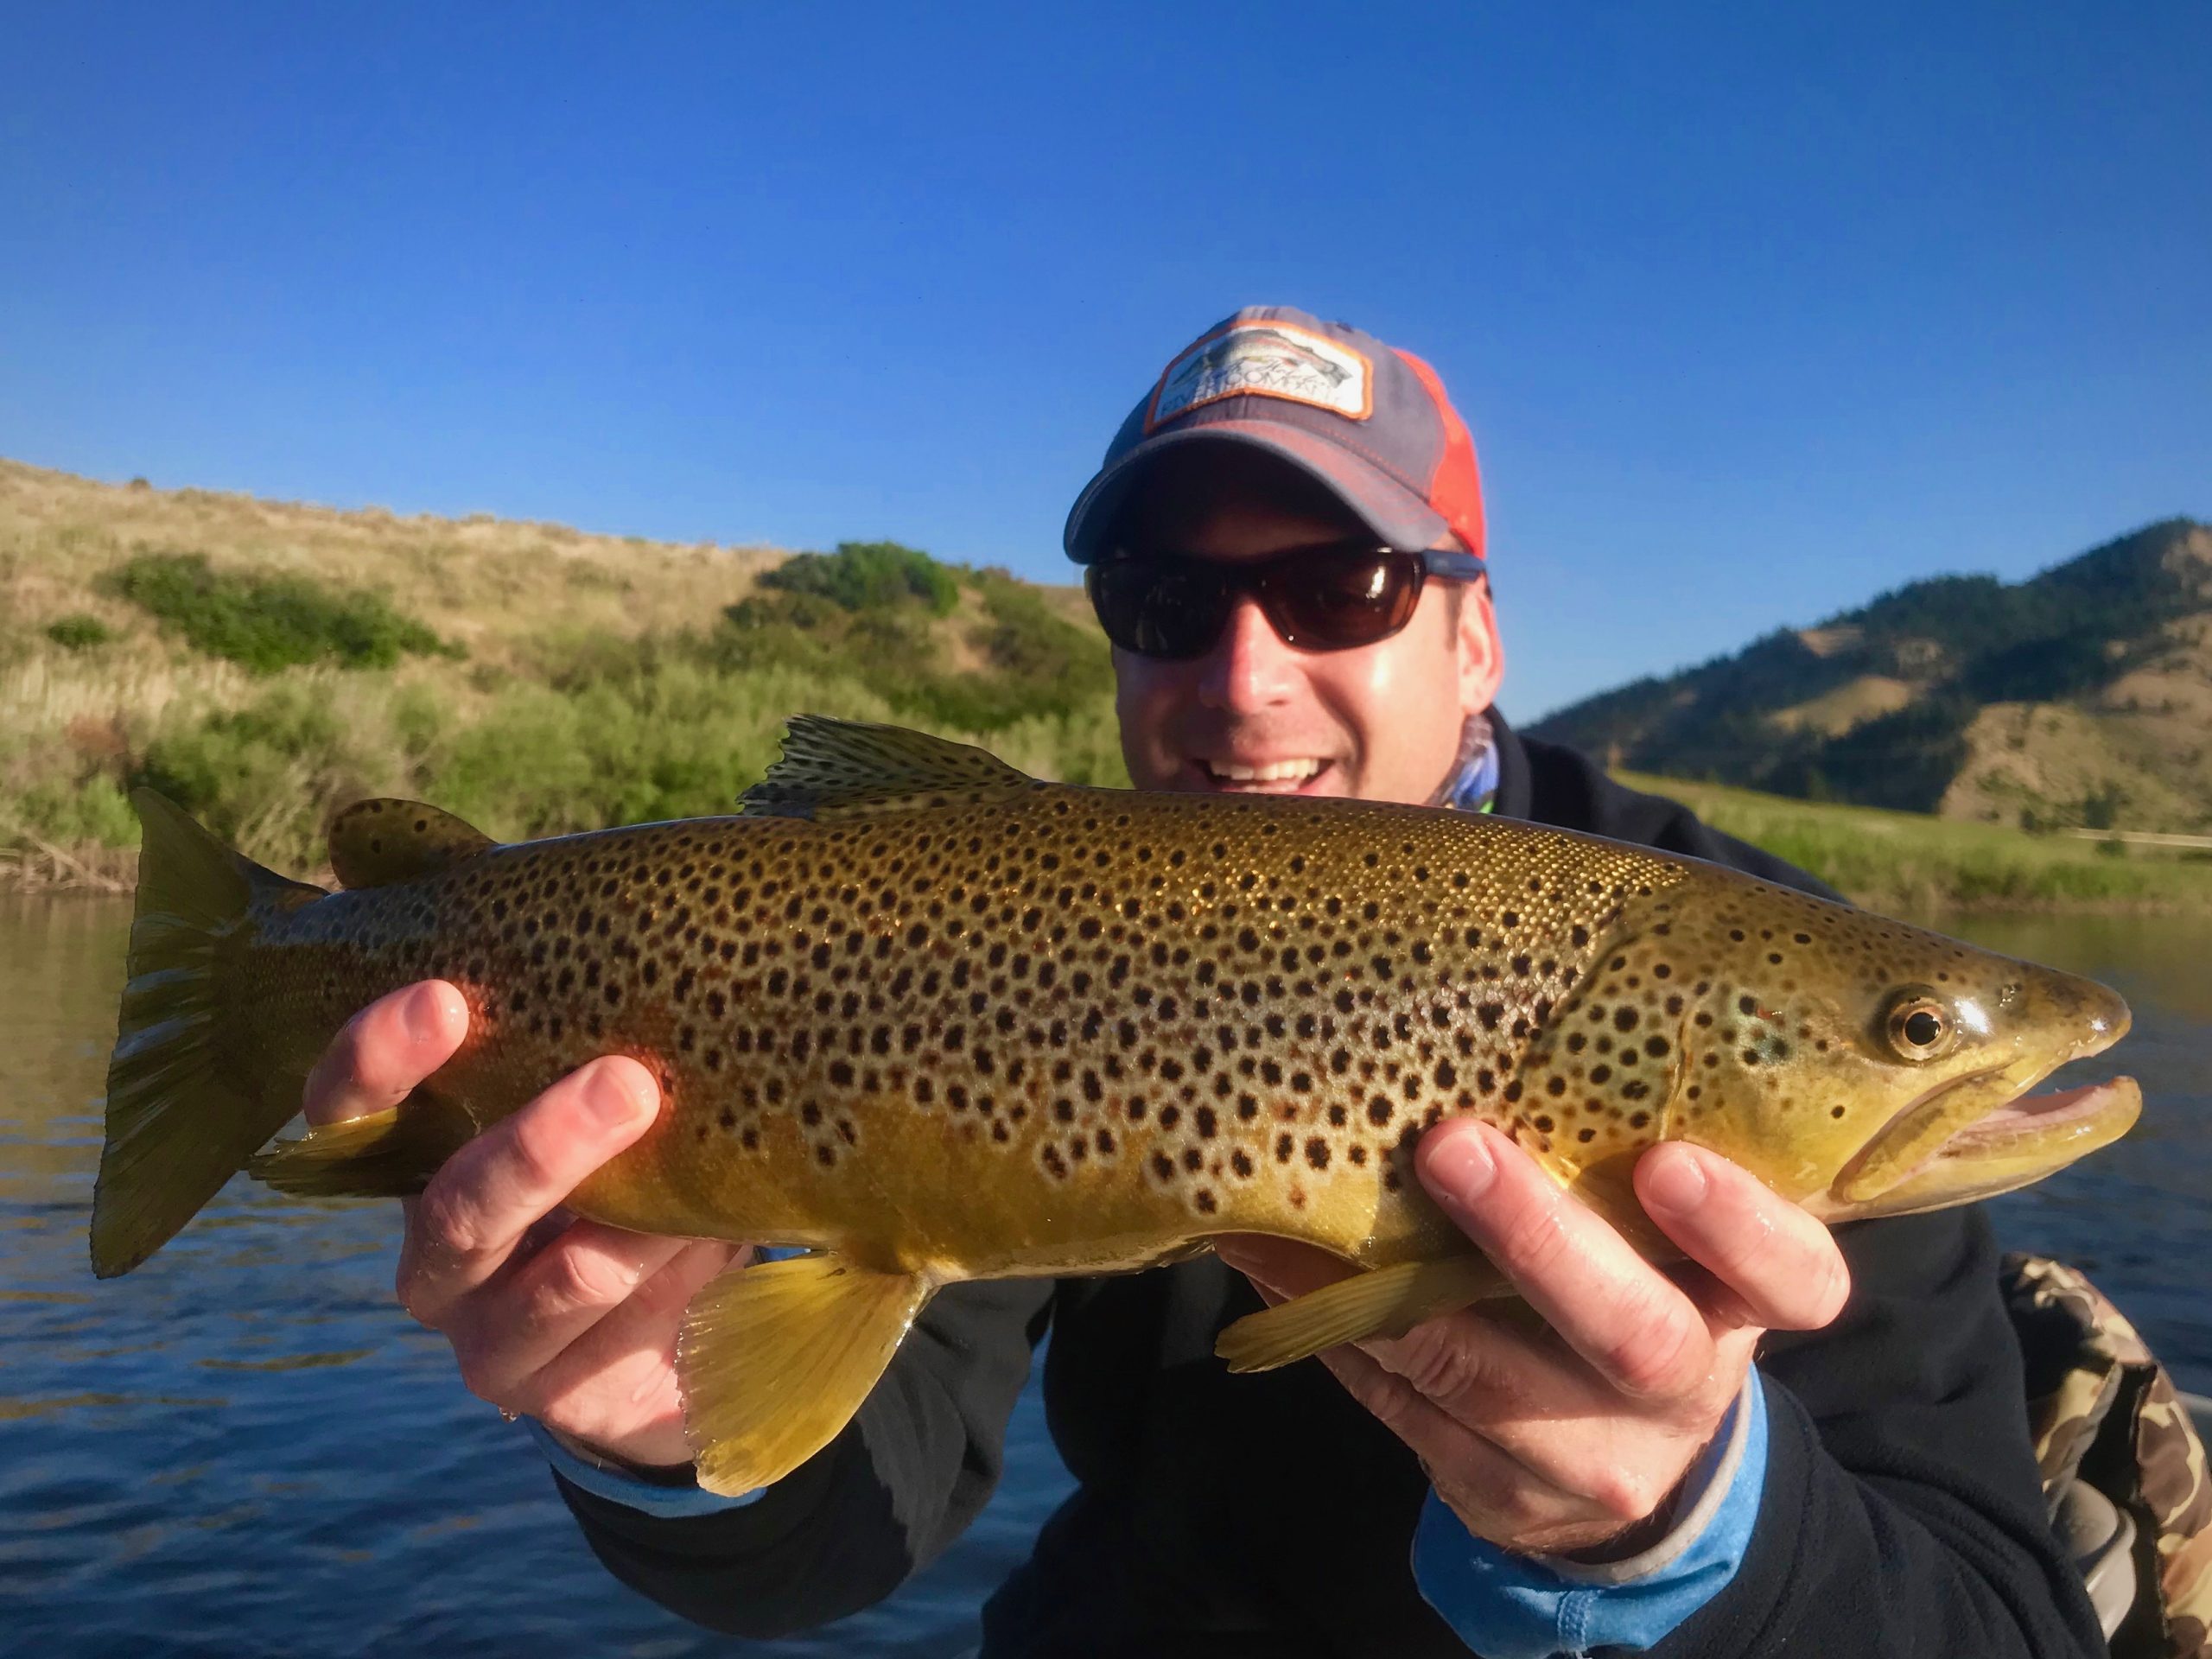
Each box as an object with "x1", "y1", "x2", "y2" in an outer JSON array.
[{"x1": 1149, "y1": 321, "x2": 1373, "y2": 429}]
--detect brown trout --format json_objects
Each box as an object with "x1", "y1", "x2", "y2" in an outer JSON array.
[{"x1": 94, "y1": 716, "x2": 2140, "y2": 1495}]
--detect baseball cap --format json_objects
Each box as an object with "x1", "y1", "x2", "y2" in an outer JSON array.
[{"x1": 1063, "y1": 304, "x2": 1485, "y2": 566}]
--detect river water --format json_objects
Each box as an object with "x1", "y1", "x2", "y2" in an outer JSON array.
[{"x1": 2, "y1": 897, "x2": 2205, "y2": 1656}]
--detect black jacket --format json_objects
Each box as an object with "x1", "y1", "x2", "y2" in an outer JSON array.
[{"x1": 557, "y1": 716, "x2": 2106, "y2": 1657}]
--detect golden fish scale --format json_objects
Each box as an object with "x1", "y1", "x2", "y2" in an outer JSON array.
[{"x1": 235, "y1": 784, "x2": 1726, "y2": 1281}]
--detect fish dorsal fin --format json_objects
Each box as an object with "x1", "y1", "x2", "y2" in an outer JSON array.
[
  {"x1": 328, "y1": 798, "x2": 497, "y2": 888},
  {"x1": 741, "y1": 716, "x2": 1039, "y2": 821}
]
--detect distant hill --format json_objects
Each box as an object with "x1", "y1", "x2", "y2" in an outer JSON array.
[
  {"x1": 1532, "y1": 518, "x2": 2212, "y2": 833},
  {"x1": 0, "y1": 458, "x2": 1118, "y2": 888}
]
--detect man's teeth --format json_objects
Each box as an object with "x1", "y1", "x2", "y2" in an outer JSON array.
[{"x1": 1208, "y1": 759, "x2": 1322, "y2": 783}]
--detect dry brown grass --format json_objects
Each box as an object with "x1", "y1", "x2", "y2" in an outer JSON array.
[
  {"x1": 1768, "y1": 674, "x2": 1917, "y2": 737},
  {"x1": 0, "y1": 458, "x2": 806, "y2": 814},
  {"x1": 0, "y1": 457, "x2": 795, "y2": 669}
]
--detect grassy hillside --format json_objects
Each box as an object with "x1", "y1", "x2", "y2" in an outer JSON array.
[
  {"x1": 1619, "y1": 771, "x2": 2212, "y2": 914},
  {"x1": 10, "y1": 457, "x2": 2206, "y2": 913},
  {"x1": 1536, "y1": 518, "x2": 2212, "y2": 834},
  {"x1": 0, "y1": 459, "x2": 1122, "y2": 890}
]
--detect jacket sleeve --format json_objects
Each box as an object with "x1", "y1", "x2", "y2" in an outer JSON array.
[
  {"x1": 1649, "y1": 1205, "x2": 2106, "y2": 1657},
  {"x1": 552, "y1": 1275, "x2": 1054, "y2": 1639}
]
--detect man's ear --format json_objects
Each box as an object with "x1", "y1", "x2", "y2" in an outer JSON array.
[{"x1": 1455, "y1": 578, "x2": 1505, "y2": 717}]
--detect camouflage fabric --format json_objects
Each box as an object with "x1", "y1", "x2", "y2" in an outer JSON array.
[{"x1": 2003, "y1": 1253, "x2": 2212, "y2": 1659}]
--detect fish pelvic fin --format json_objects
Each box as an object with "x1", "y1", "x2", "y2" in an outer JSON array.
[
  {"x1": 328, "y1": 798, "x2": 496, "y2": 888},
  {"x1": 676, "y1": 1253, "x2": 934, "y2": 1496},
  {"x1": 92, "y1": 791, "x2": 322, "y2": 1278},
  {"x1": 741, "y1": 716, "x2": 1039, "y2": 822},
  {"x1": 1215, "y1": 1254, "x2": 1510, "y2": 1374},
  {"x1": 250, "y1": 1096, "x2": 477, "y2": 1198}
]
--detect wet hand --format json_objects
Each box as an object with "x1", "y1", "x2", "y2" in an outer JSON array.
[
  {"x1": 1215, "y1": 1122, "x2": 1851, "y2": 1559},
  {"x1": 302, "y1": 982, "x2": 739, "y2": 1470}
]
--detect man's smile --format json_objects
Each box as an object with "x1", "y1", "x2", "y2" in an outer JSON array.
[{"x1": 1186, "y1": 754, "x2": 1338, "y2": 794}]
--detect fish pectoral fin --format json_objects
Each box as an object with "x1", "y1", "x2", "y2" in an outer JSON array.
[
  {"x1": 741, "y1": 716, "x2": 1039, "y2": 821},
  {"x1": 1215, "y1": 1254, "x2": 1509, "y2": 1374},
  {"x1": 327, "y1": 798, "x2": 497, "y2": 889},
  {"x1": 676, "y1": 1253, "x2": 934, "y2": 1497},
  {"x1": 249, "y1": 1095, "x2": 478, "y2": 1198}
]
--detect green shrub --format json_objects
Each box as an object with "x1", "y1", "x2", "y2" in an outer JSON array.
[
  {"x1": 132, "y1": 680, "x2": 410, "y2": 866},
  {"x1": 44, "y1": 613, "x2": 112, "y2": 649},
  {"x1": 425, "y1": 662, "x2": 916, "y2": 836},
  {"x1": 8, "y1": 776, "x2": 140, "y2": 848},
  {"x1": 756, "y1": 541, "x2": 960, "y2": 616},
  {"x1": 709, "y1": 560, "x2": 1112, "y2": 739},
  {"x1": 109, "y1": 550, "x2": 457, "y2": 673}
]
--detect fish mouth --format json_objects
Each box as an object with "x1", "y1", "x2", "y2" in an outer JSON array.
[{"x1": 1828, "y1": 1068, "x2": 2143, "y2": 1215}]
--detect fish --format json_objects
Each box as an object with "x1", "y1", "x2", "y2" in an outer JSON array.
[{"x1": 92, "y1": 715, "x2": 2141, "y2": 1496}]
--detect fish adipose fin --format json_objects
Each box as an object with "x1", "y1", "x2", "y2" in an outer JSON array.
[
  {"x1": 676, "y1": 1253, "x2": 933, "y2": 1496},
  {"x1": 741, "y1": 715, "x2": 1039, "y2": 822},
  {"x1": 92, "y1": 791, "x2": 324, "y2": 1278},
  {"x1": 327, "y1": 798, "x2": 496, "y2": 888},
  {"x1": 250, "y1": 1096, "x2": 478, "y2": 1198},
  {"x1": 1216, "y1": 1254, "x2": 1510, "y2": 1374}
]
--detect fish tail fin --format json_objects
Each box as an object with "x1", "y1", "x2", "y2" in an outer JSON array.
[
  {"x1": 92, "y1": 791, "x2": 315, "y2": 1278},
  {"x1": 1215, "y1": 1253, "x2": 1510, "y2": 1374},
  {"x1": 677, "y1": 1253, "x2": 935, "y2": 1496}
]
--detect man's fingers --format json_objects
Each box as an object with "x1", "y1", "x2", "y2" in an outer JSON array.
[
  {"x1": 398, "y1": 1057, "x2": 659, "y2": 1325},
  {"x1": 1308, "y1": 1339, "x2": 1586, "y2": 1541},
  {"x1": 448, "y1": 1223, "x2": 694, "y2": 1401},
  {"x1": 302, "y1": 982, "x2": 470, "y2": 1127},
  {"x1": 1415, "y1": 1120, "x2": 1716, "y2": 1402},
  {"x1": 531, "y1": 1239, "x2": 739, "y2": 1411},
  {"x1": 1637, "y1": 1143, "x2": 1851, "y2": 1332}
]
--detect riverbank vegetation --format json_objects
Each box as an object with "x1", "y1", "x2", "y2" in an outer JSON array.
[
  {"x1": 0, "y1": 461, "x2": 1121, "y2": 890},
  {"x1": 1623, "y1": 771, "x2": 2212, "y2": 913}
]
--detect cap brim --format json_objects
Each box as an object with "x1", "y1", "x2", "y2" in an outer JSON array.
[{"x1": 1062, "y1": 420, "x2": 1454, "y2": 563}]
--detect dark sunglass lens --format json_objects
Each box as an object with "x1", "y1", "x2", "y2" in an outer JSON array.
[
  {"x1": 1271, "y1": 552, "x2": 1421, "y2": 648},
  {"x1": 1089, "y1": 562, "x2": 1229, "y2": 659}
]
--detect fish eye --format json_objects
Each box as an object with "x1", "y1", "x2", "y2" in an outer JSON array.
[{"x1": 1882, "y1": 991, "x2": 1955, "y2": 1063}]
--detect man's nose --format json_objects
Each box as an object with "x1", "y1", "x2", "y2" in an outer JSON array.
[{"x1": 1197, "y1": 597, "x2": 1298, "y2": 712}]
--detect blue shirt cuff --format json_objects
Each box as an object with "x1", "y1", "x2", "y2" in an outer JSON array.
[
  {"x1": 525, "y1": 1417, "x2": 767, "y2": 1518},
  {"x1": 1411, "y1": 1370, "x2": 1770, "y2": 1657}
]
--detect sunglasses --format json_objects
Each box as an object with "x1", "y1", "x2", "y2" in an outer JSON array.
[{"x1": 1086, "y1": 541, "x2": 1485, "y2": 661}]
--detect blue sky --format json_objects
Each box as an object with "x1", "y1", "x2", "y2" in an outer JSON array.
[{"x1": 3, "y1": 2, "x2": 2206, "y2": 720}]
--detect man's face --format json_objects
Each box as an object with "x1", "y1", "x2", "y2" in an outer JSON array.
[{"x1": 1105, "y1": 448, "x2": 1505, "y2": 809}]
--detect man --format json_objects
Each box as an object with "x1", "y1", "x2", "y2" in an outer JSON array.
[{"x1": 303, "y1": 307, "x2": 2105, "y2": 1655}]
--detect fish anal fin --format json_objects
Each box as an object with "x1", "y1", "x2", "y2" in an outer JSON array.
[
  {"x1": 328, "y1": 798, "x2": 496, "y2": 888},
  {"x1": 249, "y1": 1095, "x2": 478, "y2": 1198},
  {"x1": 741, "y1": 716, "x2": 1039, "y2": 822},
  {"x1": 1216, "y1": 1254, "x2": 1509, "y2": 1374},
  {"x1": 677, "y1": 1253, "x2": 934, "y2": 1496}
]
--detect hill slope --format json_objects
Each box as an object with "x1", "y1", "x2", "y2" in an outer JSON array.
[
  {"x1": 1533, "y1": 518, "x2": 2212, "y2": 832},
  {"x1": 0, "y1": 459, "x2": 1120, "y2": 888}
]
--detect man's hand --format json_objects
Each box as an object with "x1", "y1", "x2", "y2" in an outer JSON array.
[
  {"x1": 303, "y1": 982, "x2": 739, "y2": 1470},
  {"x1": 1215, "y1": 1120, "x2": 1851, "y2": 1560}
]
